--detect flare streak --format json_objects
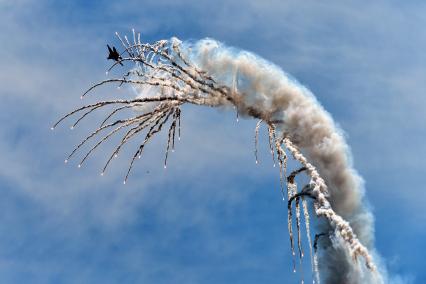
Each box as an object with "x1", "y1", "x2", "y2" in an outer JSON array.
[{"x1": 53, "y1": 33, "x2": 383, "y2": 284}]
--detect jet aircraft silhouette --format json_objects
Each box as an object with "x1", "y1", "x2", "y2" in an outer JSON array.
[{"x1": 107, "y1": 44, "x2": 123, "y2": 66}]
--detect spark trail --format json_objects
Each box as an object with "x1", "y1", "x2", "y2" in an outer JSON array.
[{"x1": 52, "y1": 32, "x2": 383, "y2": 284}]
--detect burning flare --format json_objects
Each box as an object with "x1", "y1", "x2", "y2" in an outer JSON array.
[{"x1": 52, "y1": 31, "x2": 383, "y2": 284}]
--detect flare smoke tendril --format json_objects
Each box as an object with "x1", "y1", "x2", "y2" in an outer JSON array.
[{"x1": 52, "y1": 30, "x2": 384, "y2": 284}]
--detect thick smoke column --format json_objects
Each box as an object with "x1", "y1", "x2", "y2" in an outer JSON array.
[
  {"x1": 189, "y1": 39, "x2": 382, "y2": 284},
  {"x1": 52, "y1": 32, "x2": 384, "y2": 284}
]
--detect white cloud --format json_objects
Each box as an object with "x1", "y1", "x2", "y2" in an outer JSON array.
[{"x1": 1, "y1": 0, "x2": 425, "y2": 282}]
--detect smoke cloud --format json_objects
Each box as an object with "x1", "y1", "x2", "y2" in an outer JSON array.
[
  {"x1": 53, "y1": 33, "x2": 387, "y2": 284},
  {"x1": 185, "y1": 38, "x2": 384, "y2": 284}
]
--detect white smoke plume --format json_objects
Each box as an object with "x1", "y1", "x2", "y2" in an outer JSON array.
[
  {"x1": 52, "y1": 32, "x2": 385, "y2": 284},
  {"x1": 188, "y1": 38, "x2": 384, "y2": 284}
]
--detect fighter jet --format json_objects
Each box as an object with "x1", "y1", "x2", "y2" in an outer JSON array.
[{"x1": 107, "y1": 44, "x2": 123, "y2": 66}]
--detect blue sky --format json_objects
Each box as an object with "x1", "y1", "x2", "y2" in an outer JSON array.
[{"x1": 1, "y1": 0, "x2": 425, "y2": 283}]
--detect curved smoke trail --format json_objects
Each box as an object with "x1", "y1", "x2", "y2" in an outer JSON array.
[
  {"x1": 186, "y1": 39, "x2": 383, "y2": 283},
  {"x1": 53, "y1": 33, "x2": 385, "y2": 284}
]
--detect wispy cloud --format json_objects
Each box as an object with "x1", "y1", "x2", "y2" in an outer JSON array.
[{"x1": 0, "y1": 0, "x2": 424, "y2": 282}]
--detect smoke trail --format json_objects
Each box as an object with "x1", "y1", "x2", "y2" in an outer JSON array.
[
  {"x1": 53, "y1": 34, "x2": 384, "y2": 284},
  {"x1": 185, "y1": 39, "x2": 384, "y2": 283},
  {"x1": 301, "y1": 197, "x2": 315, "y2": 283}
]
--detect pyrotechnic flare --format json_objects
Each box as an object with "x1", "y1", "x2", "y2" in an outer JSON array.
[
  {"x1": 254, "y1": 119, "x2": 262, "y2": 164},
  {"x1": 52, "y1": 32, "x2": 383, "y2": 284},
  {"x1": 287, "y1": 181, "x2": 298, "y2": 273},
  {"x1": 302, "y1": 195, "x2": 315, "y2": 282},
  {"x1": 313, "y1": 233, "x2": 328, "y2": 284}
]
